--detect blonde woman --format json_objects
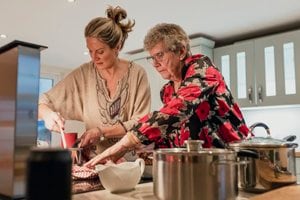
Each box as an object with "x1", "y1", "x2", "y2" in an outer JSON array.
[{"x1": 38, "y1": 6, "x2": 151, "y2": 155}]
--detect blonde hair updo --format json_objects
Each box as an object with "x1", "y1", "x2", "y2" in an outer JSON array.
[{"x1": 85, "y1": 5, "x2": 135, "y2": 50}]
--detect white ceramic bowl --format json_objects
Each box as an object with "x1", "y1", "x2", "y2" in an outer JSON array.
[{"x1": 95, "y1": 158, "x2": 145, "y2": 193}]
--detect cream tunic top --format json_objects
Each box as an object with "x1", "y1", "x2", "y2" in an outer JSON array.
[{"x1": 39, "y1": 61, "x2": 151, "y2": 151}]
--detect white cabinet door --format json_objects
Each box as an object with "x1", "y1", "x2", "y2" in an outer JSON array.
[
  {"x1": 214, "y1": 41, "x2": 255, "y2": 107},
  {"x1": 233, "y1": 41, "x2": 256, "y2": 107},
  {"x1": 254, "y1": 30, "x2": 300, "y2": 106},
  {"x1": 213, "y1": 44, "x2": 236, "y2": 95},
  {"x1": 213, "y1": 29, "x2": 300, "y2": 107}
]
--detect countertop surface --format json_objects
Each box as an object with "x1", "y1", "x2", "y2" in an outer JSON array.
[
  {"x1": 72, "y1": 182, "x2": 258, "y2": 200},
  {"x1": 249, "y1": 184, "x2": 300, "y2": 200}
]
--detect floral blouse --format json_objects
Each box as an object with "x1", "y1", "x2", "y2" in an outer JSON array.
[{"x1": 131, "y1": 54, "x2": 249, "y2": 148}]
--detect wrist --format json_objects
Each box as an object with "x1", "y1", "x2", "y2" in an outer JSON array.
[
  {"x1": 118, "y1": 120, "x2": 127, "y2": 132},
  {"x1": 97, "y1": 127, "x2": 105, "y2": 141},
  {"x1": 126, "y1": 131, "x2": 140, "y2": 146}
]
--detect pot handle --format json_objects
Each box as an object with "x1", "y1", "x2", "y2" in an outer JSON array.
[
  {"x1": 249, "y1": 122, "x2": 271, "y2": 138},
  {"x1": 282, "y1": 135, "x2": 297, "y2": 142},
  {"x1": 237, "y1": 149, "x2": 259, "y2": 159},
  {"x1": 209, "y1": 159, "x2": 248, "y2": 176},
  {"x1": 286, "y1": 142, "x2": 298, "y2": 148}
]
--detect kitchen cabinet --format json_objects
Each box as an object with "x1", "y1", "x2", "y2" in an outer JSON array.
[
  {"x1": 190, "y1": 37, "x2": 215, "y2": 59},
  {"x1": 213, "y1": 29, "x2": 300, "y2": 107},
  {"x1": 126, "y1": 37, "x2": 215, "y2": 111}
]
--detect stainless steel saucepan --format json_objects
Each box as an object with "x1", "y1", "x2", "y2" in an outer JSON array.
[
  {"x1": 229, "y1": 122, "x2": 298, "y2": 193},
  {"x1": 153, "y1": 140, "x2": 257, "y2": 200}
]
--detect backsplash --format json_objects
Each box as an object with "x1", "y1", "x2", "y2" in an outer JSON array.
[{"x1": 241, "y1": 105, "x2": 300, "y2": 151}]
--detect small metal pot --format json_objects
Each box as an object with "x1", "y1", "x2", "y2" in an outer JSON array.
[
  {"x1": 229, "y1": 123, "x2": 298, "y2": 193},
  {"x1": 153, "y1": 147, "x2": 239, "y2": 200}
]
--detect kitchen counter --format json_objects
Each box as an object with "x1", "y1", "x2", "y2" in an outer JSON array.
[{"x1": 72, "y1": 182, "x2": 257, "y2": 200}]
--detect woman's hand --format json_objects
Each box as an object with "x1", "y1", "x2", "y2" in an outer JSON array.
[
  {"x1": 79, "y1": 127, "x2": 102, "y2": 147},
  {"x1": 44, "y1": 111, "x2": 65, "y2": 132},
  {"x1": 84, "y1": 133, "x2": 139, "y2": 168},
  {"x1": 83, "y1": 142, "x2": 125, "y2": 167},
  {"x1": 39, "y1": 104, "x2": 65, "y2": 132}
]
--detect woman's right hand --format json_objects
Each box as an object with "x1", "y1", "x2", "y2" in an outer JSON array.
[
  {"x1": 39, "y1": 104, "x2": 65, "y2": 132},
  {"x1": 44, "y1": 111, "x2": 65, "y2": 132}
]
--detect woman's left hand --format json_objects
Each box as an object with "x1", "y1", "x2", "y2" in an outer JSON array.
[
  {"x1": 83, "y1": 142, "x2": 126, "y2": 167},
  {"x1": 79, "y1": 127, "x2": 101, "y2": 147}
]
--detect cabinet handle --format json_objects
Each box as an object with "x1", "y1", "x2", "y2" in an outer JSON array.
[
  {"x1": 248, "y1": 87, "x2": 253, "y2": 104},
  {"x1": 258, "y1": 86, "x2": 263, "y2": 103}
]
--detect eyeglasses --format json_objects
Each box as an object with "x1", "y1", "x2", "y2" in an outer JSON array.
[{"x1": 146, "y1": 51, "x2": 167, "y2": 65}]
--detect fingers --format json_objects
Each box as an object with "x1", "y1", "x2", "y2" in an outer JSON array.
[
  {"x1": 55, "y1": 112, "x2": 65, "y2": 130},
  {"x1": 45, "y1": 112, "x2": 65, "y2": 132},
  {"x1": 83, "y1": 147, "x2": 112, "y2": 168},
  {"x1": 84, "y1": 155, "x2": 104, "y2": 168},
  {"x1": 79, "y1": 132, "x2": 91, "y2": 147},
  {"x1": 79, "y1": 128, "x2": 100, "y2": 147}
]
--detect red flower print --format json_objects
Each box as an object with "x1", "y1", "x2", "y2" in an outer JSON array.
[
  {"x1": 199, "y1": 127, "x2": 212, "y2": 148},
  {"x1": 195, "y1": 101, "x2": 210, "y2": 121},
  {"x1": 179, "y1": 128, "x2": 190, "y2": 146},
  {"x1": 174, "y1": 134, "x2": 180, "y2": 146},
  {"x1": 177, "y1": 84, "x2": 201, "y2": 101},
  {"x1": 139, "y1": 124, "x2": 162, "y2": 141},
  {"x1": 205, "y1": 67, "x2": 226, "y2": 94},
  {"x1": 185, "y1": 66, "x2": 196, "y2": 78},
  {"x1": 232, "y1": 103, "x2": 243, "y2": 120},
  {"x1": 184, "y1": 54, "x2": 202, "y2": 65},
  {"x1": 218, "y1": 122, "x2": 241, "y2": 142},
  {"x1": 238, "y1": 124, "x2": 250, "y2": 137},
  {"x1": 160, "y1": 98, "x2": 185, "y2": 115},
  {"x1": 139, "y1": 113, "x2": 150, "y2": 123},
  {"x1": 217, "y1": 98, "x2": 230, "y2": 117},
  {"x1": 163, "y1": 85, "x2": 173, "y2": 104}
]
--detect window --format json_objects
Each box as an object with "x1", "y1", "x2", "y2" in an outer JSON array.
[
  {"x1": 221, "y1": 55, "x2": 230, "y2": 89},
  {"x1": 39, "y1": 72, "x2": 59, "y2": 96},
  {"x1": 39, "y1": 78, "x2": 53, "y2": 95},
  {"x1": 264, "y1": 46, "x2": 276, "y2": 96},
  {"x1": 237, "y1": 52, "x2": 247, "y2": 99},
  {"x1": 283, "y1": 42, "x2": 296, "y2": 95}
]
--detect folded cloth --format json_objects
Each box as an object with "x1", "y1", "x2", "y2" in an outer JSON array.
[{"x1": 72, "y1": 165, "x2": 98, "y2": 180}]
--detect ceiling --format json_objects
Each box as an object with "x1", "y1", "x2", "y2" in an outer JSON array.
[{"x1": 1, "y1": 0, "x2": 300, "y2": 69}]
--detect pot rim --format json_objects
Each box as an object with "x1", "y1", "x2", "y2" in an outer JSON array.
[
  {"x1": 154, "y1": 148, "x2": 236, "y2": 155},
  {"x1": 228, "y1": 137, "x2": 298, "y2": 148}
]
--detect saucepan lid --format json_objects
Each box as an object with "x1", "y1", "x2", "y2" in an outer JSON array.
[
  {"x1": 229, "y1": 136, "x2": 298, "y2": 148},
  {"x1": 154, "y1": 148, "x2": 236, "y2": 155}
]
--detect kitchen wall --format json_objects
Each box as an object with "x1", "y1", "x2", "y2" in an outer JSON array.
[
  {"x1": 241, "y1": 105, "x2": 300, "y2": 151},
  {"x1": 51, "y1": 120, "x2": 85, "y2": 147}
]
